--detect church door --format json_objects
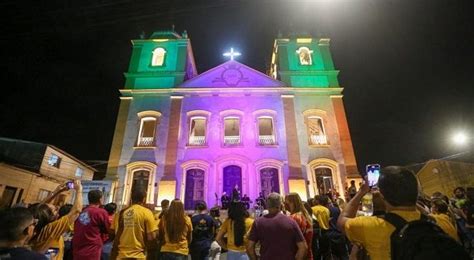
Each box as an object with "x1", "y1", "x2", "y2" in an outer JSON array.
[
  {"x1": 184, "y1": 169, "x2": 205, "y2": 210},
  {"x1": 314, "y1": 167, "x2": 334, "y2": 195},
  {"x1": 260, "y1": 167, "x2": 280, "y2": 197},
  {"x1": 132, "y1": 170, "x2": 150, "y2": 193},
  {"x1": 223, "y1": 165, "x2": 242, "y2": 197}
]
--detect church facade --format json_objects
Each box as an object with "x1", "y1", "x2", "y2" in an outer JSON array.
[{"x1": 106, "y1": 30, "x2": 359, "y2": 209}]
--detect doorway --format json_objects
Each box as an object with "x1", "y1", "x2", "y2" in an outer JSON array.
[
  {"x1": 260, "y1": 167, "x2": 280, "y2": 197},
  {"x1": 184, "y1": 169, "x2": 205, "y2": 210},
  {"x1": 314, "y1": 167, "x2": 334, "y2": 195},
  {"x1": 132, "y1": 170, "x2": 150, "y2": 194},
  {"x1": 223, "y1": 165, "x2": 242, "y2": 197}
]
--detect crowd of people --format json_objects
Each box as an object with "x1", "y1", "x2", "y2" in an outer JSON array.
[{"x1": 1, "y1": 166, "x2": 473, "y2": 260}]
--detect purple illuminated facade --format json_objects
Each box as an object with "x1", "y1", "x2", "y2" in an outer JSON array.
[{"x1": 106, "y1": 31, "x2": 359, "y2": 208}]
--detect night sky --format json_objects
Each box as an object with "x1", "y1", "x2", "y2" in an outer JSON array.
[{"x1": 1, "y1": 1, "x2": 473, "y2": 172}]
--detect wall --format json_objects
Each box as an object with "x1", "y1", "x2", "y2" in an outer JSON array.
[
  {"x1": 114, "y1": 94, "x2": 172, "y2": 205},
  {"x1": 176, "y1": 94, "x2": 289, "y2": 206},
  {"x1": 293, "y1": 94, "x2": 346, "y2": 197},
  {"x1": 418, "y1": 160, "x2": 474, "y2": 197},
  {"x1": 0, "y1": 164, "x2": 70, "y2": 206},
  {"x1": 40, "y1": 146, "x2": 94, "y2": 182}
]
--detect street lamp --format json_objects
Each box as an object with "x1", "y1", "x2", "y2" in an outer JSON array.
[{"x1": 451, "y1": 131, "x2": 469, "y2": 146}]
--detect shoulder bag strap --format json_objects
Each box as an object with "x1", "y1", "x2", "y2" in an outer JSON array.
[{"x1": 381, "y1": 212, "x2": 408, "y2": 231}]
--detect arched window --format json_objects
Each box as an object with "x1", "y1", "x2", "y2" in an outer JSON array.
[
  {"x1": 137, "y1": 111, "x2": 161, "y2": 147},
  {"x1": 151, "y1": 47, "x2": 166, "y2": 66},
  {"x1": 186, "y1": 110, "x2": 210, "y2": 147},
  {"x1": 296, "y1": 47, "x2": 313, "y2": 66},
  {"x1": 307, "y1": 116, "x2": 327, "y2": 145},
  {"x1": 224, "y1": 116, "x2": 241, "y2": 145},
  {"x1": 189, "y1": 116, "x2": 207, "y2": 146},
  {"x1": 303, "y1": 109, "x2": 328, "y2": 146},
  {"x1": 257, "y1": 116, "x2": 276, "y2": 145}
]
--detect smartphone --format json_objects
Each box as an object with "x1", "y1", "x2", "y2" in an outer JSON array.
[
  {"x1": 66, "y1": 181, "x2": 74, "y2": 190},
  {"x1": 366, "y1": 164, "x2": 381, "y2": 187},
  {"x1": 45, "y1": 248, "x2": 59, "y2": 260}
]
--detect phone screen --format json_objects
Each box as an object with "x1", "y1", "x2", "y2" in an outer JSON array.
[
  {"x1": 66, "y1": 181, "x2": 74, "y2": 189},
  {"x1": 366, "y1": 164, "x2": 381, "y2": 187},
  {"x1": 45, "y1": 248, "x2": 59, "y2": 260}
]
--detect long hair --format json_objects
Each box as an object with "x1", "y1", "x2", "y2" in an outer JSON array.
[
  {"x1": 228, "y1": 202, "x2": 246, "y2": 247},
  {"x1": 28, "y1": 203, "x2": 54, "y2": 240},
  {"x1": 286, "y1": 193, "x2": 312, "y2": 225},
  {"x1": 163, "y1": 199, "x2": 187, "y2": 243}
]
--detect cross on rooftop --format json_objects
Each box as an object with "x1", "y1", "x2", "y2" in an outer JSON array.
[{"x1": 223, "y1": 48, "x2": 241, "y2": 60}]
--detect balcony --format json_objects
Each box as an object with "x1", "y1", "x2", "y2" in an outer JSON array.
[
  {"x1": 138, "y1": 137, "x2": 155, "y2": 147},
  {"x1": 259, "y1": 135, "x2": 276, "y2": 145},
  {"x1": 224, "y1": 135, "x2": 240, "y2": 145},
  {"x1": 309, "y1": 134, "x2": 328, "y2": 145},
  {"x1": 188, "y1": 135, "x2": 206, "y2": 146}
]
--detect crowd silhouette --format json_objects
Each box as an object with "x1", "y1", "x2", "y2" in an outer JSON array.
[{"x1": 1, "y1": 166, "x2": 473, "y2": 260}]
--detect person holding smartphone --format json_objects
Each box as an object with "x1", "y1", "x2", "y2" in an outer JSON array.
[
  {"x1": 29, "y1": 180, "x2": 83, "y2": 260},
  {"x1": 338, "y1": 167, "x2": 417, "y2": 258}
]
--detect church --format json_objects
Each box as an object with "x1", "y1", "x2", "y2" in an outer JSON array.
[{"x1": 106, "y1": 30, "x2": 359, "y2": 209}]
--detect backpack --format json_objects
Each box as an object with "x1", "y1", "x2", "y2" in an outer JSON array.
[{"x1": 382, "y1": 212, "x2": 470, "y2": 260}]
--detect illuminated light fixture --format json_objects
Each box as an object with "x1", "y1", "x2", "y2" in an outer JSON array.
[
  {"x1": 297, "y1": 38, "x2": 312, "y2": 43},
  {"x1": 319, "y1": 38, "x2": 331, "y2": 45},
  {"x1": 152, "y1": 39, "x2": 169, "y2": 42},
  {"x1": 223, "y1": 48, "x2": 241, "y2": 60},
  {"x1": 452, "y1": 131, "x2": 469, "y2": 146}
]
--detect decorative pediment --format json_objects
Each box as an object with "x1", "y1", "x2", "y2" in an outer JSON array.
[{"x1": 179, "y1": 60, "x2": 285, "y2": 88}]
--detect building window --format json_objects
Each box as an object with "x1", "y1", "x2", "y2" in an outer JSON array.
[
  {"x1": 75, "y1": 167, "x2": 84, "y2": 178},
  {"x1": 306, "y1": 116, "x2": 328, "y2": 145},
  {"x1": 224, "y1": 117, "x2": 240, "y2": 145},
  {"x1": 188, "y1": 116, "x2": 207, "y2": 146},
  {"x1": 151, "y1": 47, "x2": 166, "y2": 66},
  {"x1": 258, "y1": 116, "x2": 276, "y2": 145},
  {"x1": 37, "y1": 189, "x2": 51, "y2": 201},
  {"x1": 137, "y1": 117, "x2": 157, "y2": 147},
  {"x1": 296, "y1": 47, "x2": 313, "y2": 65},
  {"x1": 48, "y1": 154, "x2": 61, "y2": 168}
]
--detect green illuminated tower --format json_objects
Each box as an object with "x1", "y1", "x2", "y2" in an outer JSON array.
[
  {"x1": 125, "y1": 30, "x2": 197, "y2": 89},
  {"x1": 270, "y1": 37, "x2": 339, "y2": 88}
]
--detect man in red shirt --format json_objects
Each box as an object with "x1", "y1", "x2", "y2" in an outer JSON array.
[{"x1": 73, "y1": 189, "x2": 111, "y2": 260}]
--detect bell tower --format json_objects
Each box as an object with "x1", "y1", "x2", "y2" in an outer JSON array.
[
  {"x1": 271, "y1": 35, "x2": 359, "y2": 198},
  {"x1": 125, "y1": 30, "x2": 197, "y2": 89},
  {"x1": 270, "y1": 37, "x2": 339, "y2": 88}
]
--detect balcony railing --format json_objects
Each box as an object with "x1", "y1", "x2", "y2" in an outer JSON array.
[
  {"x1": 138, "y1": 137, "x2": 155, "y2": 147},
  {"x1": 309, "y1": 134, "x2": 328, "y2": 145},
  {"x1": 259, "y1": 135, "x2": 276, "y2": 145},
  {"x1": 224, "y1": 135, "x2": 240, "y2": 145},
  {"x1": 189, "y1": 135, "x2": 206, "y2": 146}
]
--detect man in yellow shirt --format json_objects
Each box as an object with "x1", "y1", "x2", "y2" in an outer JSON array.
[
  {"x1": 337, "y1": 166, "x2": 467, "y2": 260},
  {"x1": 337, "y1": 167, "x2": 425, "y2": 260},
  {"x1": 312, "y1": 195, "x2": 330, "y2": 230},
  {"x1": 311, "y1": 195, "x2": 331, "y2": 259},
  {"x1": 430, "y1": 199, "x2": 460, "y2": 242},
  {"x1": 111, "y1": 189, "x2": 158, "y2": 259}
]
